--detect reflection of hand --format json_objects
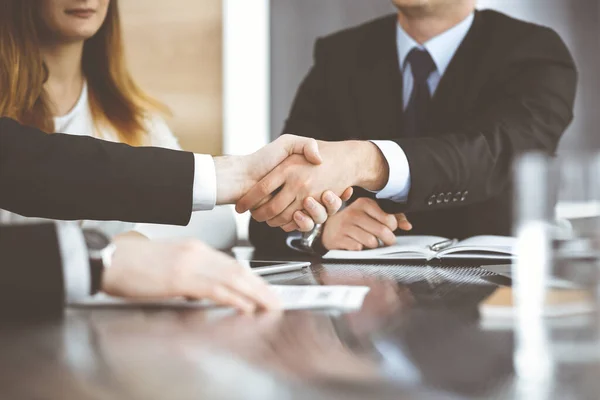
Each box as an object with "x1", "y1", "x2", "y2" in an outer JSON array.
[
  {"x1": 237, "y1": 140, "x2": 389, "y2": 228},
  {"x1": 322, "y1": 198, "x2": 412, "y2": 251},
  {"x1": 260, "y1": 313, "x2": 380, "y2": 381},
  {"x1": 102, "y1": 237, "x2": 280, "y2": 313},
  {"x1": 318, "y1": 271, "x2": 414, "y2": 335}
]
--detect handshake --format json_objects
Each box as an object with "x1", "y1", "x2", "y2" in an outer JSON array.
[{"x1": 216, "y1": 134, "x2": 391, "y2": 230}]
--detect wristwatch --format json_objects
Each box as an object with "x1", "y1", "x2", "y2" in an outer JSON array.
[
  {"x1": 82, "y1": 229, "x2": 116, "y2": 295},
  {"x1": 291, "y1": 224, "x2": 328, "y2": 256}
]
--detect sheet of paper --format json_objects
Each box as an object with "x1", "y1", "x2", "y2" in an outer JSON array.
[
  {"x1": 69, "y1": 285, "x2": 371, "y2": 311},
  {"x1": 270, "y1": 285, "x2": 370, "y2": 310}
]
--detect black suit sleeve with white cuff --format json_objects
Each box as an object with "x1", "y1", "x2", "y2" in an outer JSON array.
[
  {"x1": 250, "y1": 10, "x2": 577, "y2": 255},
  {"x1": 0, "y1": 117, "x2": 219, "y2": 224}
]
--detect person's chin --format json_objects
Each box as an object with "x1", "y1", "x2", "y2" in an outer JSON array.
[
  {"x1": 60, "y1": 29, "x2": 98, "y2": 42},
  {"x1": 392, "y1": 0, "x2": 423, "y2": 6},
  {"x1": 392, "y1": 0, "x2": 429, "y2": 9}
]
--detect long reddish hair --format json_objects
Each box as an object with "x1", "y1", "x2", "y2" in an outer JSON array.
[{"x1": 0, "y1": 0, "x2": 167, "y2": 145}]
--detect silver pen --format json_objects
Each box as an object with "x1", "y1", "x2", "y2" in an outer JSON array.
[{"x1": 429, "y1": 238, "x2": 458, "y2": 252}]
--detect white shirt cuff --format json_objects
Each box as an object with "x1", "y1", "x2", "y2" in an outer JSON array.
[
  {"x1": 370, "y1": 140, "x2": 411, "y2": 202},
  {"x1": 55, "y1": 222, "x2": 90, "y2": 303},
  {"x1": 192, "y1": 154, "x2": 217, "y2": 211}
]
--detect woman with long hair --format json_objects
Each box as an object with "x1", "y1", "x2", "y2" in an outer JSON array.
[{"x1": 0, "y1": 0, "x2": 233, "y2": 243}]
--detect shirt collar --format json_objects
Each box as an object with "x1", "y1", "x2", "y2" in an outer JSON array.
[{"x1": 397, "y1": 12, "x2": 475, "y2": 77}]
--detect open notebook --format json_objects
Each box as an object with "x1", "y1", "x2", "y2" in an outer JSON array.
[{"x1": 323, "y1": 235, "x2": 517, "y2": 261}]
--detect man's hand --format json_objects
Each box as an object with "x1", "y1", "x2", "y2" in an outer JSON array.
[
  {"x1": 236, "y1": 140, "x2": 389, "y2": 228},
  {"x1": 321, "y1": 198, "x2": 412, "y2": 251},
  {"x1": 214, "y1": 134, "x2": 323, "y2": 205},
  {"x1": 102, "y1": 237, "x2": 281, "y2": 313}
]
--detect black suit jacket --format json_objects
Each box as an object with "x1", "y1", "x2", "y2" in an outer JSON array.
[
  {"x1": 251, "y1": 10, "x2": 577, "y2": 254},
  {"x1": 0, "y1": 117, "x2": 194, "y2": 225}
]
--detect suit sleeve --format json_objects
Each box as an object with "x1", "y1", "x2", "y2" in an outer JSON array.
[
  {"x1": 0, "y1": 224, "x2": 66, "y2": 318},
  {"x1": 381, "y1": 27, "x2": 577, "y2": 214},
  {"x1": 0, "y1": 118, "x2": 195, "y2": 225}
]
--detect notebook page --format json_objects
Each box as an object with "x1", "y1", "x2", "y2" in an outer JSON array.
[
  {"x1": 323, "y1": 235, "x2": 447, "y2": 260},
  {"x1": 438, "y1": 235, "x2": 516, "y2": 257}
]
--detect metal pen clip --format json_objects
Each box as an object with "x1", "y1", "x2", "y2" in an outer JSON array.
[{"x1": 429, "y1": 238, "x2": 458, "y2": 252}]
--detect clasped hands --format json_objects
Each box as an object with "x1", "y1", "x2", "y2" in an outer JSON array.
[
  {"x1": 229, "y1": 136, "x2": 368, "y2": 231},
  {"x1": 215, "y1": 135, "x2": 359, "y2": 231}
]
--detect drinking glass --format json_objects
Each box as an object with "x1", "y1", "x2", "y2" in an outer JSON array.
[{"x1": 512, "y1": 152, "x2": 600, "y2": 399}]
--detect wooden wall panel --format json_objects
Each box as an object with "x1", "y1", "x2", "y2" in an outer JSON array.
[{"x1": 119, "y1": 0, "x2": 222, "y2": 155}]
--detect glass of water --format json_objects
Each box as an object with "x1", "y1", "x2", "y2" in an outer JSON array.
[{"x1": 512, "y1": 152, "x2": 600, "y2": 399}]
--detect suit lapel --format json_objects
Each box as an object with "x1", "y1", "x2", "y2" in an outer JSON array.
[
  {"x1": 351, "y1": 15, "x2": 404, "y2": 141},
  {"x1": 429, "y1": 11, "x2": 485, "y2": 132}
]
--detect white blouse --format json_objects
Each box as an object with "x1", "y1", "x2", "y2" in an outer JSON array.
[{"x1": 0, "y1": 83, "x2": 236, "y2": 247}]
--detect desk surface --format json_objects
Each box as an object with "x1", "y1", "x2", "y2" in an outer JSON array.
[{"x1": 1, "y1": 261, "x2": 598, "y2": 400}]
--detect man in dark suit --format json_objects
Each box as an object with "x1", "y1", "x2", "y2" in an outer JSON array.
[
  {"x1": 245, "y1": 0, "x2": 577, "y2": 254},
  {"x1": 0, "y1": 117, "x2": 348, "y2": 316}
]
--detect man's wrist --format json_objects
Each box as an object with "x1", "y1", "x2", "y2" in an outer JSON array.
[
  {"x1": 349, "y1": 141, "x2": 389, "y2": 191},
  {"x1": 214, "y1": 155, "x2": 252, "y2": 205}
]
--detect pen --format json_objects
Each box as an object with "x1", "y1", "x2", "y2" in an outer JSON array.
[{"x1": 429, "y1": 238, "x2": 458, "y2": 252}]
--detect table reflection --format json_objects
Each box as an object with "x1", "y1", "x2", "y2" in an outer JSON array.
[
  {"x1": 56, "y1": 271, "x2": 514, "y2": 399},
  {"x1": 7, "y1": 260, "x2": 598, "y2": 399}
]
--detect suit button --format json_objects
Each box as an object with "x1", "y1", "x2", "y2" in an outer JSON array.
[
  {"x1": 427, "y1": 195, "x2": 436, "y2": 206},
  {"x1": 461, "y1": 191, "x2": 469, "y2": 201},
  {"x1": 453, "y1": 192, "x2": 462, "y2": 202},
  {"x1": 436, "y1": 193, "x2": 445, "y2": 204},
  {"x1": 444, "y1": 192, "x2": 452, "y2": 203}
]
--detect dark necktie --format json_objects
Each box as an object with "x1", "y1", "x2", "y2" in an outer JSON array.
[{"x1": 403, "y1": 48, "x2": 436, "y2": 137}]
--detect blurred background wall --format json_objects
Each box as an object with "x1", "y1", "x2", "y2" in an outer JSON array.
[
  {"x1": 269, "y1": 0, "x2": 600, "y2": 153},
  {"x1": 120, "y1": 0, "x2": 223, "y2": 155}
]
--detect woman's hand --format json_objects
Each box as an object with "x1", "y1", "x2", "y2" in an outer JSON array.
[{"x1": 102, "y1": 237, "x2": 281, "y2": 313}]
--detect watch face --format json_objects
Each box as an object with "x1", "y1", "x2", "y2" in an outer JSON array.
[{"x1": 83, "y1": 229, "x2": 111, "y2": 252}]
